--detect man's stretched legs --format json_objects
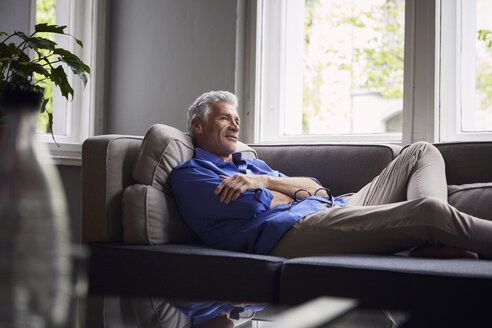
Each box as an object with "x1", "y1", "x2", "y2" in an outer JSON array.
[{"x1": 270, "y1": 197, "x2": 492, "y2": 259}]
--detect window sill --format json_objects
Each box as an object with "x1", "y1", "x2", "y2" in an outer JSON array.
[
  {"x1": 255, "y1": 133, "x2": 403, "y2": 145},
  {"x1": 42, "y1": 140, "x2": 82, "y2": 166}
]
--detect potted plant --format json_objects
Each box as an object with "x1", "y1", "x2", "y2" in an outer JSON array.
[{"x1": 0, "y1": 23, "x2": 90, "y2": 142}]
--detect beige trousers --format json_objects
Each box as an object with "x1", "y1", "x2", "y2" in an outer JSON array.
[{"x1": 270, "y1": 142, "x2": 492, "y2": 259}]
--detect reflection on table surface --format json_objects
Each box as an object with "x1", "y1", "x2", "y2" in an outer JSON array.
[
  {"x1": 171, "y1": 300, "x2": 266, "y2": 328},
  {"x1": 101, "y1": 296, "x2": 408, "y2": 328}
]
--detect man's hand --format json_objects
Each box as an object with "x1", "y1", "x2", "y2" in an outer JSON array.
[
  {"x1": 215, "y1": 174, "x2": 267, "y2": 204},
  {"x1": 269, "y1": 190, "x2": 293, "y2": 209}
]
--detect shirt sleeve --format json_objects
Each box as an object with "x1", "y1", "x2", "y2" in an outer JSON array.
[{"x1": 171, "y1": 164, "x2": 273, "y2": 220}]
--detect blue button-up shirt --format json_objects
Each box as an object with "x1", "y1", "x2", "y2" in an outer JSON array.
[{"x1": 171, "y1": 148, "x2": 346, "y2": 254}]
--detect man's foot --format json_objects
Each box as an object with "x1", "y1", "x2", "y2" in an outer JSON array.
[{"x1": 409, "y1": 246, "x2": 478, "y2": 259}]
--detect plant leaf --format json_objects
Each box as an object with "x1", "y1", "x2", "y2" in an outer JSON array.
[
  {"x1": 13, "y1": 31, "x2": 40, "y2": 51},
  {"x1": 35, "y1": 23, "x2": 67, "y2": 34},
  {"x1": 18, "y1": 51, "x2": 30, "y2": 62},
  {"x1": 51, "y1": 65, "x2": 73, "y2": 100},
  {"x1": 53, "y1": 48, "x2": 91, "y2": 86},
  {"x1": 6, "y1": 43, "x2": 20, "y2": 57},
  {"x1": 0, "y1": 42, "x2": 10, "y2": 57},
  {"x1": 32, "y1": 63, "x2": 50, "y2": 78},
  {"x1": 53, "y1": 48, "x2": 90, "y2": 72},
  {"x1": 14, "y1": 31, "x2": 30, "y2": 40},
  {"x1": 30, "y1": 37, "x2": 56, "y2": 51},
  {"x1": 45, "y1": 110, "x2": 60, "y2": 147}
]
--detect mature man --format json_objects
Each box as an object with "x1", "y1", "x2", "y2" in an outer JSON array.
[{"x1": 171, "y1": 90, "x2": 492, "y2": 259}]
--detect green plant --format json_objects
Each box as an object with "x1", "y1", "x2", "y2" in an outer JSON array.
[{"x1": 0, "y1": 23, "x2": 90, "y2": 142}]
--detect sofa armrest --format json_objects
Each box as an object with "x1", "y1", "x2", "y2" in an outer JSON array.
[{"x1": 82, "y1": 135, "x2": 143, "y2": 243}]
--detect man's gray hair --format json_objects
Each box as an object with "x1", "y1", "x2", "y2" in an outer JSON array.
[{"x1": 187, "y1": 90, "x2": 238, "y2": 139}]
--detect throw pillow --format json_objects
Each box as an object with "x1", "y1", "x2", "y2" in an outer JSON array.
[{"x1": 448, "y1": 182, "x2": 492, "y2": 220}]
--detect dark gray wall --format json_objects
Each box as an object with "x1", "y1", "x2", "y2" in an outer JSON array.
[
  {"x1": 104, "y1": 0, "x2": 239, "y2": 135},
  {"x1": 0, "y1": 0, "x2": 31, "y2": 34},
  {"x1": 1, "y1": 0, "x2": 241, "y2": 241},
  {"x1": 58, "y1": 165, "x2": 82, "y2": 242}
]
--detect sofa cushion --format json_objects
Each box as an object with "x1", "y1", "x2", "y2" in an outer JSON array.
[
  {"x1": 132, "y1": 124, "x2": 195, "y2": 193},
  {"x1": 448, "y1": 182, "x2": 492, "y2": 220},
  {"x1": 123, "y1": 124, "x2": 257, "y2": 244},
  {"x1": 122, "y1": 184, "x2": 200, "y2": 244}
]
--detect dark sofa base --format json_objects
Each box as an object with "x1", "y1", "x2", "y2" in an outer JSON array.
[
  {"x1": 88, "y1": 243, "x2": 284, "y2": 303},
  {"x1": 88, "y1": 243, "x2": 492, "y2": 326},
  {"x1": 280, "y1": 254, "x2": 492, "y2": 308}
]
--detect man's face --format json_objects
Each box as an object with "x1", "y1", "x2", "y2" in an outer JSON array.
[{"x1": 193, "y1": 101, "x2": 240, "y2": 161}]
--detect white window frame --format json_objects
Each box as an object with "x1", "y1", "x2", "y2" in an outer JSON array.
[
  {"x1": 30, "y1": 0, "x2": 106, "y2": 165},
  {"x1": 440, "y1": 0, "x2": 492, "y2": 141},
  {"x1": 243, "y1": 0, "x2": 492, "y2": 145},
  {"x1": 245, "y1": 0, "x2": 409, "y2": 144},
  {"x1": 402, "y1": 0, "x2": 439, "y2": 145}
]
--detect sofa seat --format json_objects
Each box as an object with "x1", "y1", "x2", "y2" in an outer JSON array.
[
  {"x1": 88, "y1": 243, "x2": 285, "y2": 303},
  {"x1": 280, "y1": 254, "x2": 492, "y2": 306}
]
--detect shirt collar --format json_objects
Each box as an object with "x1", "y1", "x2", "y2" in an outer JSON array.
[{"x1": 194, "y1": 148, "x2": 243, "y2": 165}]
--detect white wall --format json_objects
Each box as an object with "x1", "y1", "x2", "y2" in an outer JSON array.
[{"x1": 104, "y1": 0, "x2": 240, "y2": 136}]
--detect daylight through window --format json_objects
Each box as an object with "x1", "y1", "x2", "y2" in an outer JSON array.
[{"x1": 258, "y1": 0, "x2": 405, "y2": 143}]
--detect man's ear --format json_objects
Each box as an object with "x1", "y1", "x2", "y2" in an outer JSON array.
[{"x1": 191, "y1": 117, "x2": 203, "y2": 136}]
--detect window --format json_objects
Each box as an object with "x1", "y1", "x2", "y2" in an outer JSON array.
[
  {"x1": 32, "y1": 0, "x2": 106, "y2": 164},
  {"x1": 440, "y1": 0, "x2": 492, "y2": 141},
  {"x1": 245, "y1": 0, "x2": 492, "y2": 144},
  {"x1": 251, "y1": 0, "x2": 405, "y2": 143}
]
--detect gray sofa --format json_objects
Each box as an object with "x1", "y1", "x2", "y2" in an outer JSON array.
[{"x1": 82, "y1": 124, "x2": 492, "y2": 327}]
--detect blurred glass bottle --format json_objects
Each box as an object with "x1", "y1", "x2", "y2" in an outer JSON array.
[{"x1": 0, "y1": 88, "x2": 72, "y2": 328}]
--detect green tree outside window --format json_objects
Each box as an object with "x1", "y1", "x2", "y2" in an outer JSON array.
[
  {"x1": 302, "y1": 0, "x2": 405, "y2": 134},
  {"x1": 35, "y1": 0, "x2": 56, "y2": 133},
  {"x1": 477, "y1": 29, "x2": 492, "y2": 112}
]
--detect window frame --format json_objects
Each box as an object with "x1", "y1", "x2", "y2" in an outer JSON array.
[
  {"x1": 30, "y1": 0, "x2": 106, "y2": 165},
  {"x1": 439, "y1": 0, "x2": 492, "y2": 141},
  {"x1": 243, "y1": 0, "x2": 492, "y2": 145}
]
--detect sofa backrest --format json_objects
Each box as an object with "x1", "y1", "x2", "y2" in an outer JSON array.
[
  {"x1": 434, "y1": 142, "x2": 492, "y2": 185},
  {"x1": 83, "y1": 132, "x2": 492, "y2": 244},
  {"x1": 253, "y1": 144, "x2": 402, "y2": 196}
]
